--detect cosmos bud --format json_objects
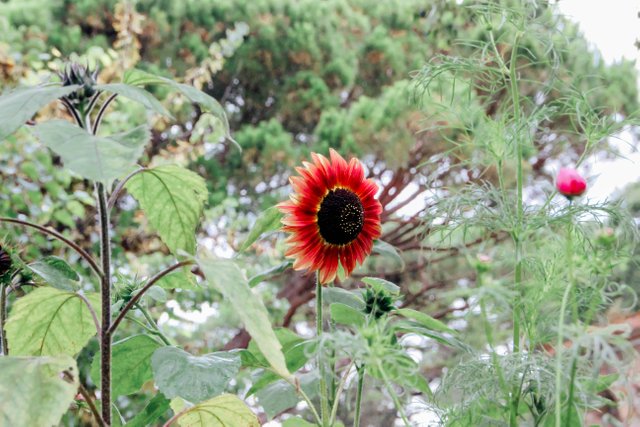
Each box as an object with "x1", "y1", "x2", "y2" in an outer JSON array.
[{"x1": 555, "y1": 168, "x2": 587, "y2": 199}]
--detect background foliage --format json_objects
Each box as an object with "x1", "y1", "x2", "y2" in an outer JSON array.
[{"x1": 0, "y1": 0, "x2": 639, "y2": 425}]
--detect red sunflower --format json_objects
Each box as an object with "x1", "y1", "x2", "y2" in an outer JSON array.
[{"x1": 279, "y1": 149, "x2": 382, "y2": 284}]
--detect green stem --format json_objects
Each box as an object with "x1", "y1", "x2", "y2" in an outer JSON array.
[
  {"x1": 378, "y1": 361, "x2": 410, "y2": 426},
  {"x1": 353, "y1": 365, "x2": 365, "y2": 427},
  {"x1": 556, "y1": 213, "x2": 578, "y2": 427},
  {"x1": 565, "y1": 358, "x2": 578, "y2": 427},
  {"x1": 509, "y1": 32, "x2": 523, "y2": 427},
  {"x1": 316, "y1": 273, "x2": 330, "y2": 426},
  {"x1": 477, "y1": 272, "x2": 507, "y2": 393},
  {"x1": 136, "y1": 304, "x2": 172, "y2": 346},
  {"x1": 554, "y1": 269, "x2": 573, "y2": 427},
  {"x1": 330, "y1": 362, "x2": 354, "y2": 425},
  {"x1": 96, "y1": 182, "x2": 113, "y2": 426}
]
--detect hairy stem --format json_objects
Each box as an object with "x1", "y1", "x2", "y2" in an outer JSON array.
[
  {"x1": 353, "y1": 365, "x2": 365, "y2": 427},
  {"x1": 96, "y1": 182, "x2": 112, "y2": 425},
  {"x1": 0, "y1": 283, "x2": 7, "y2": 355},
  {"x1": 316, "y1": 273, "x2": 330, "y2": 426}
]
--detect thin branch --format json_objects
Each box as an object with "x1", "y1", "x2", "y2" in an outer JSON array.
[
  {"x1": 0, "y1": 217, "x2": 103, "y2": 279},
  {"x1": 77, "y1": 382, "x2": 106, "y2": 427},
  {"x1": 76, "y1": 292, "x2": 101, "y2": 345},
  {"x1": 60, "y1": 98, "x2": 84, "y2": 128},
  {"x1": 162, "y1": 407, "x2": 191, "y2": 427},
  {"x1": 92, "y1": 94, "x2": 118, "y2": 135},
  {"x1": 86, "y1": 90, "x2": 104, "y2": 116},
  {"x1": 107, "y1": 167, "x2": 146, "y2": 210},
  {"x1": 109, "y1": 260, "x2": 195, "y2": 335}
]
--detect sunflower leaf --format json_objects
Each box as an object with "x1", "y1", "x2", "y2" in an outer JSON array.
[
  {"x1": 97, "y1": 83, "x2": 173, "y2": 118},
  {"x1": 122, "y1": 69, "x2": 237, "y2": 149},
  {"x1": 239, "y1": 206, "x2": 283, "y2": 252},
  {"x1": 170, "y1": 394, "x2": 259, "y2": 427},
  {"x1": 126, "y1": 165, "x2": 208, "y2": 255},
  {"x1": 0, "y1": 356, "x2": 79, "y2": 427},
  {"x1": 28, "y1": 256, "x2": 80, "y2": 291},
  {"x1": 151, "y1": 347, "x2": 240, "y2": 403},
  {"x1": 198, "y1": 257, "x2": 290, "y2": 379},
  {"x1": 91, "y1": 334, "x2": 163, "y2": 397},
  {"x1": 125, "y1": 393, "x2": 171, "y2": 427},
  {"x1": 0, "y1": 84, "x2": 79, "y2": 141},
  {"x1": 32, "y1": 120, "x2": 149, "y2": 183},
  {"x1": 5, "y1": 287, "x2": 100, "y2": 356}
]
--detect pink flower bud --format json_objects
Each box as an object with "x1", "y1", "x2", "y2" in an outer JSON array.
[{"x1": 556, "y1": 168, "x2": 586, "y2": 198}]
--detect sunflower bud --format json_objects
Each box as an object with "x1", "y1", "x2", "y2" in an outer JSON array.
[
  {"x1": 363, "y1": 287, "x2": 394, "y2": 319},
  {"x1": 57, "y1": 63, "x2": 99, "y2": 106},
  {"x1": 555, "y1": 167, "x2": 587, "y2": 199},
  {"x1": 0, "y1": 245, "x2": 13, "y2": 278}
]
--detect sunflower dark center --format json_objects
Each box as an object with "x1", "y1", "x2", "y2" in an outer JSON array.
[{"x1": 317, "y1": 188, "x2": 364, "y2": 245}]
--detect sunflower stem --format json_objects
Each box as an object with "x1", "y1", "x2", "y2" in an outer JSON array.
[
  {"x1": 0, "y1": 282, "x2": 7, "y2": 355},
  {"x1": 316, "y1": 273, "x2": 330, "y2": 427}
]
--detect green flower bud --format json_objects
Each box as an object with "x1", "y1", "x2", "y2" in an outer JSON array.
[
  {"x1": 58, "y1": 63, "x2": 99, "y2": 106},
  {"x1": 363, "y1": 287, "x2": 394, "y2": 319}
]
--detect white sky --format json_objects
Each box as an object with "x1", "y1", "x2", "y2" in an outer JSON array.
[{"x1": 556, "y1": 0, "x2": 640, "y2": 202}]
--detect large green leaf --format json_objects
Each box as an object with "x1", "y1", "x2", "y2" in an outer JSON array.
[
  {"x1": 396, "y1": 308, "x2": 455, "y2": 334},
  {"x1": 151, "y1": 347, "x2": 240, "y2": 403},
  {"x1": 238, "y1": 206, "x2": 283, "y2": 252},
  {"x1": 5, "y1": 287, "x2": 100, "y2": 356},
  {"x1": 198, "y1": 257, "x2": 290, "y2": 379},
  {"x1": 255, "y1": 373, "x2": 318, "y2": 420},
  {"x1": 123, "y1": 69, "x2": 236, "y2": 147},
  {"x1": 125, "y1": 393, "x2": 171, "y2": 427},
  {"x1": 246, "y1": 329, "x2": 312, "y2": 397},
  {"x1": 90, "y1": 334, "x2": 163, "y2": 397},
  {"x1": 170, "y1": 394, "x2": 259, "y2": 427},
  {"x1": 330, "y1": 303, "x2": 366, "y2": 327},
  {"x1": 156, "y1": 269, "x2": 198, "y2": 290},
  {"x1": 28, "y1": 256, "x2": 80, "y2": 291},
  {"x1": 0, "y1": 84, "x2": 78, "y2": 141},
  {"x1": 32, "y1": 120, "x2": 149, "y2": 183},
  {"x1": 0, "y1": 355, "x2": 79, "y2": 427},
  {"x1": 126, "y1": 165, "x2": 208, "y2": 255},
  {"x1": 97, "y1": 83, "x2": 172, "y2": 118}
]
